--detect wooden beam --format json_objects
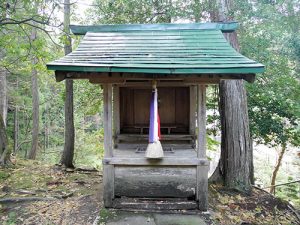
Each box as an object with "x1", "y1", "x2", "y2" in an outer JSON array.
[
  {"x1": 197, "y1": 85, "x2": 206, "y2": 158},
  {"x1": 55, "y1": 71, "x2": 66, "y2": 82},
  {"x1": 114, "y1": 166, "x2": 197, "y2": 198},
  {"x1": 103, "y1": 84, "x2": 114, "y2": 207},
  {"x1": 103, "y1": 84, "x2": 113, "y2": 157},
  {"x1": 89, "y1": 77, "x2": 125, "y2": 84},
  {"x1": 113, "y1": 85, "x2": 120, "y2": 145},
  {"x1": 113, "y1": 198, "x2": 198, "y2": 210},
  {"x1": 196, "y1": 84, "x2": 208, "y2": 211},
  {"x1": 103, "y1": 157, "x2": 209, "y2": 166},
  {"x1": 53, "y1": 71, "x2": 255, "y2": 83},
  {"x1": 116, "y1": 134, "x2": 194, "y2": 142},
  {"x1": 118, "y1": 81, "x2": 192, "y2": 87},
  {"x1": 196, "y1": 165, "x2": 208, "y2": 211},
  {"x1": 189, "y1": 86, "x2": 197, "y2": 138}
]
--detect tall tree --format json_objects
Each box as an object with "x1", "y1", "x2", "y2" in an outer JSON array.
[
  {"x1": 236, "y1": 0, "x2": 300, "y2": 194},
  {"x1": 0, "y1": 0, "x2": 64, "y2": 160},
  {"x1": 0, "y1": 68, "x2": 7, "y2": 126},
  {"x1": 60, "y1": 0, "x2": 74, "y2": 168},
  {"x1": 0, "y1": 2, "x2": 8, "y2": 127},
  {"x1": 0, "y1": 59, "x2": 8, "y2": 164},
  {"x1": 0, "y1": 113, "x2": 8, "y2": 165},
  {"x1": 27, "y1": 13, "x2": 40, "y2": 159},
  {"x1": 0, "y1": 2, "x2": 9, "y2": 165},
  {"x1": 209, "y1": 0, "x2": 252, "y2": 192}
]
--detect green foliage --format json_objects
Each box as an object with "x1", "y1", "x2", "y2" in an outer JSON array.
[
  {"x1": 99, "y1": 208, "x2": 117, "y2": 223},
  {"x1": 276, "y1": 177, "x2": 300, "y2": 208},
  {"x1": 74, "y1": 129, "x2": 104, "y2": 169},
  {"x1": 0, "y1": 170, "x2": 10, "y2": 181},
  {"x1": 207, "y1": 135, "x2": 219, "y2": 152},
  {"x1": 5, "y1": 212, "x2": 17, "y2": 225},
  {"x1": 1, "y1": 0, "x2": 65, "y2": 159},
  {"x1": 74, "y1": 80, "x2": 103, "y2": 116},
  {"x1": 1, "y1": 0, "x2": 299, "y2": 210},
  {"x1": 234, "y1": 0, "x2": 300, "y2": 148},
  {"x1": 87, "y1": 0, "x2": 184, "y2": 24}
]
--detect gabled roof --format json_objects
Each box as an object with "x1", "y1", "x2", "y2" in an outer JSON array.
[{"x1": 47, "y1": 23, "x2": 264, "y2": 75}]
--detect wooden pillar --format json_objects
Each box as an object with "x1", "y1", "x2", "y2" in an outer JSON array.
[
  {"x1": 196, "y1": 84, "x2": 208, "y2": 210},
  {"x1": 103, "y1": 84, "x2": 114, "y2": 207},
  {"x1": 113, "y1": 85, "x2": 120, "y2": 147},
  {"x1": 189, "y1": 86, "x2": 197, "y2": 146}
]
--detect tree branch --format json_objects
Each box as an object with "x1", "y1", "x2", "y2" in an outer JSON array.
[{"x1": 0, "y1": 17, "x2": 49, "y2": 26}]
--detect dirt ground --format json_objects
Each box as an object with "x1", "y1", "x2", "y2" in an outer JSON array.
[
  {"x1": 0, "y1": 159, "x2": 299, "y2": 225},
  {"x1": 0, "y1": 160, "x2": 103, "y2": 224}
]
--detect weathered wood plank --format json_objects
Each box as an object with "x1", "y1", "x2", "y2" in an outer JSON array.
[
  {"x1": 53, "y1": 71, "x2": 255, "y2": 83},
  {"x1": 114, "y1": 166, "x2": 197, "y2": 198},
  {"x1": 103, "y1": 84, "x2": 113, "y2": 157},
  {"x1": 197, "y1": 165, "x2": 209, "y2": 211},
  {"x1": 113, "y1": 198, "x2": 198, "y2": 210},
  {"x1": 197, "y1": 84, "x2": 206, "y2": 158},
  {"x1": 196, "y1": 84, "x2": 208, "y2": 211},
  {"x1": 197, "y1": 85, "x2": 206, "y2": 158},
  {"x1": 189, "y1": 86, "x2": 197, "y2": 137},
  {"x1": 89, "y1": 77, "x2": 125, "y2": 84},
  {"x1": 113, "y1": 85, "x2": 120, "y2": 145},
  {"x1": 118, "y1": 81, "x2": 191, "y2": 87},
  {"x1": 103, "y1": 165, "x2": 114, "y2": 207},
  {"x1": 116, "y1": 134, "x2": 194, "y2": 142},
  {"x1": 103, "y1": 84, "x2": 114, "y2": 207},
  {"x1": 103, "y1": 157, "x2": 209, "y2": 166}
]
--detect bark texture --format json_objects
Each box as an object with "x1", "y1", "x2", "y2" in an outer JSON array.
[
  {"x1": 13, "y1": 106, "x2": 19, "y2": 154},
  {"x1": 0, "y1": 7, "x2": 9, "y2": 165},
  {"x1": 0, "y1": 114, "x2": 9, "y2": 165},
  {"x1": 28, "y1": 26, "x2": 39, "y2": 160},
  {"x1": 209, "y1": 0, "x2": 253, "y2": 192},
  {"x1": 0, "y1": 6, "x2": 8, "y2": 127},
  {"x1": 0, "y1": 69, "x2": 7, "y2": 126},
  {"x1": 0, "y1": 69, "x2": 8, "y2": 164},
  {"x1": 270, "y1": 145, "x2": 286, "y2": 194},
  {"x1": 218, "y1": 80, "x2": 252, "y2": 191},
  {"x1": 13, "y1": 79, "x2": 19, "y2": 154},
  {"x1": 60, "y1": 0, "x2": 74, "y2": 168}
]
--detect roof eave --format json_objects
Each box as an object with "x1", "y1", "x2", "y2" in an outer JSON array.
[
  {"x1": 46, "y1": 64, "x2": 264, "y2": 75},
  {"x1": 70, "y1": 22, "x2": 239, "y2": 35}
]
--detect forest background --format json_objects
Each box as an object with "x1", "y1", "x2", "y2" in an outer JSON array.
[{"x1": 0, "y1": 0, "x2": 299, "y2": 208}]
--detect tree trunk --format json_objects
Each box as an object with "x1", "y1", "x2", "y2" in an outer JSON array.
[
  {"x1": 219, "y1": 80, "x2": 252, "y2": 191},
  {"x1": 0, "y1": 69, "x2": 7, "y2": 126},
  {"x1": 249, "y1": 137, "x2": 254, "y2": 185},
  {"x1": 27, "y1": 26, "x2": 39, "y2": 160},
  {"x1": 13, "y1": 106, "x2": 19, "y2": 154},
  {"x1": 209, "y1": 0, "x2": 253, "y2": 192},
  {"x1": 0, "y1": 113, "x2": 9, "y2": 165},
  {"x1": 0, "y1": 6, "x2": 9, "y2": 165},
  {"x1": 44, "y1": 102, "x2": 49, "y2": 151},
  {"x1": 0, "y1": 68, "x2": 8, "y2": 164},
  {"x1": 60, "y1": 0, "x2": 74, "y2": 168},
  {"x1": 270, "y1": 144, "x2": 286, "y2": 194},
  {"x1": 0, "y1": 4, "x2": 8, "y2": 127},
  {"x1": 61, "y1": 79, "x2": 74, "y2": 168}
]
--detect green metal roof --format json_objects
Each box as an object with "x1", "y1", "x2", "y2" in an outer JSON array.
[
  {"x1": 69, "y1": 22, "x2": 239, "y2": 35},
  {"x1": 47, "y1": 23, "x2": 265, "y2": 74}
]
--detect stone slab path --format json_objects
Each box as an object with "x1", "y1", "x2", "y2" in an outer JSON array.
[{"x1": 104, "y1": 211, "x2": 208, "y2": 225}]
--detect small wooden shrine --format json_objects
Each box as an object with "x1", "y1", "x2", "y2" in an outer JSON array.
[{"x1": 47, "y1": 22, "x2": 264, "y2": 210}]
